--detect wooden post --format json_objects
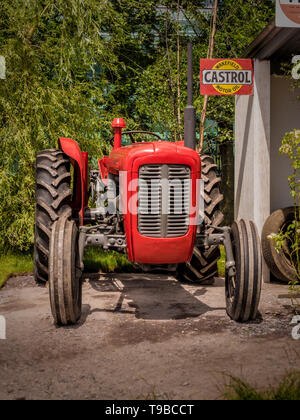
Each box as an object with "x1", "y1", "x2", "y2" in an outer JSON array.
[{"x1": 199, "y1": 0, "x2": 218, "y2": 153}]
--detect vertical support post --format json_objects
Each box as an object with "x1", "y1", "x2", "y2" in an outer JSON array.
[
  {"x1": 184, "y1": 43, "x2": 196, "y2": 150},
  {"x1": 187, "y1": 43, "x2": 193, "y2": 107},
  {"x1": 235, "y1": 59, "x2": 271, "y2": 282}
]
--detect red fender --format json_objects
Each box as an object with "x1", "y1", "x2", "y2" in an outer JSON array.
[{"x1": 58, "y1": 138, "x2": 88, "y2": 224}]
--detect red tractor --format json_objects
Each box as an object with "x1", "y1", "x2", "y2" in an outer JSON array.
[{"x1": 34, "y1": 44, "x2": 262, "y2": 326}]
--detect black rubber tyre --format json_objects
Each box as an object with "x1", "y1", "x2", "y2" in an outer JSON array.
[
  {"x1": 262, "y1": 207, "x2": 298, "y2": 283},
  {"x1": 49, "y1": 216, "x2": 82, "y2": 325},
  {"x1": 34, "y1": 149, "x2": 72, "y2": 284},
  {"x1": 226, "y1": 220, "x2": 262, "y2": 322},
  {"x1": 177, "y1": 155, "x2": 224, "y2": 284}
]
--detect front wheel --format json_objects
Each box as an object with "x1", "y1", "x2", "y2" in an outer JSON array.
[
  {"x1": 226, "y1": 220, "x2": 262, "y2": 322},
  {"x1": 49, "y1": 216, "x2": 82, "y2": 326}
]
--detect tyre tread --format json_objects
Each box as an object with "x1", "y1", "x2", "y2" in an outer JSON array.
[
  {"x1": 34, "y1": 149, "x2": 72, "y2": 284},
  {"x1": 178, "y1": 154, "x2": 224, "y2": 283}
]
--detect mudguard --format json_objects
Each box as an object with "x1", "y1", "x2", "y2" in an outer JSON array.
[{"x1": 58, "y1": 137, "x2": 89, "y2": 224}]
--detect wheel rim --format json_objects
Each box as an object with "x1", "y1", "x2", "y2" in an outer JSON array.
[
  {"x1": 226, "y1": 235, "x2": 237, "y2": 304},
  {"x1": 227, "y1": 276, "x2": 236, "y2": 303}
]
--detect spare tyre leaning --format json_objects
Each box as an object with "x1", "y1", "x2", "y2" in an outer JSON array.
[{"x1": 261, "y1": 207, "x2": 298, "y2": 283}]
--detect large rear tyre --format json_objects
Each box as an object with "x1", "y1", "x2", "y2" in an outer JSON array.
[
  {"x1": 226, "y1": 220, "x2": 262, "y2": 322},
  {"x1": 49, "y1": 216, "x2": 82, "y2": 326},
  {"x1": 262, "y1": 207, "x2": 298, "y2": 283},
  {"x1": 34, "y1": 149, "x2": 72, "y2": 284},
  {"x1": 177, "y1": 155, "x2": 224, "y2": 284}
]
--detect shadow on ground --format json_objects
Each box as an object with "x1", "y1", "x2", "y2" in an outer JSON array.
[{"x1": 78, "y1": 273, "x2": 225, "y2": 325}]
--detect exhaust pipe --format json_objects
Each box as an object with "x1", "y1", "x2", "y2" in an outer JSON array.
[{"x1": 184, "y1": 42, "x2": 196, "y2": 150}]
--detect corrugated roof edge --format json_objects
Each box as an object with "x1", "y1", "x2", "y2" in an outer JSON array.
[
  {"x1": 242, "y1": 18, "x2": 300, "y2": 60},
  {"x1": 242, "y1": 19, "x2": 278, "y2": 58}
]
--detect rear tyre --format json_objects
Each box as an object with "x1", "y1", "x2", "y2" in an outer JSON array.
[
  {"x1": 177, "y1": 155, "x2": 224, "y2": 284},
  {"x1": 226, "y1": 220, "x2": 262, "y2": 322},
  {"x1": 34, "y1": 149, "x2": 72, "y2": 284},
  {"x1": 49, "y1": 216, "x2": 82, "y2": 326},
  {"x1": 262, "y1": 207, "x2": 298, "y2": 283}
]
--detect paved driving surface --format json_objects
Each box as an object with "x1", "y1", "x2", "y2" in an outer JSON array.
[{"x1": 0, "y1": 274, "x2": 299, "y2": 400}]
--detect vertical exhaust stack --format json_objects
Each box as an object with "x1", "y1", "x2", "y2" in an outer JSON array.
[{"x1": 184, "y1": 43, "x2": 196, "y2": 150}]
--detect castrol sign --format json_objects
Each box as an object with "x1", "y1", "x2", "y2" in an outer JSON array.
[{"x1": 200, "y1": 59, "x2": 253, "y2": 96}]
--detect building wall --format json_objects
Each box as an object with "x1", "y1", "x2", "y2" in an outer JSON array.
[
  {"x1": 270, "y1": 76, "x2": 300, "y2": 212},
  {"x1": 235, "y1": 59, "x2": 271, "y2": 282},
  {"x1": 234, "y1": 60, "x2": 271, "y2": 237}
]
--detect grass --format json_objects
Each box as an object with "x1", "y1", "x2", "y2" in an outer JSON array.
[
  {"x1": 0, "y1": 252, "x2": 33, "y2": 289},
  {"x1": 0, "y1": 244, "x2": 226, "y2": 289},
  {"x1": 0, "y1": 248, "x2": 132, "y2": 289},
  {"x1": 83, "y1": 246, "x2": 133, "y2": 273},
  {"x1": 218, "y1": 245, "x2": 226, "y2": 277},
  {"x1": 84, "y1": 245, "x2": 226, "y2": 276},
  {"x1": 223, "y1": 371, "x2": 300, "y2": 400}
]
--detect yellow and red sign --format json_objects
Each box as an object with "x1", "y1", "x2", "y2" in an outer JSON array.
[{"x1": 200, "y1": 59, "x2": 253, "y2": 96}]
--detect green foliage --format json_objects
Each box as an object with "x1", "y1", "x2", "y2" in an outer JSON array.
[
  {"x1": 218, "y1": 245, "x2": 225, "y2": 277},
  {"x1": 0, "y1": 0, "x2": 126, "y2": 251},
  {"x1": 280, "y1": 130, "x2": 300, "y2": 204},
  {"x1": 136, "y1": 0, "x2": 275, "y2": 142},
  {"x1": 272, "y1": 130, "x2": 300, "y2": 310},
  {"x1": 270, "y1": 130, "x2": 300, "y2": 312},
  {"x1": 223, "y1": 371, "x2": 300, "y2": 400},
  {"x1": 289, "y1": 280, "x2": 300, "y2": 314},
  {"x1": 0, "y1": 252, "x2": 33, "y2": 289}
]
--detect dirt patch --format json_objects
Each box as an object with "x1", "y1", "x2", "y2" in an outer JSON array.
[
  {"x1": 2, "y1": 275, "x2": 35, "y2": 290},
  {"x1": 0, "y1": 273, "x2": 299, "y2": 400}
]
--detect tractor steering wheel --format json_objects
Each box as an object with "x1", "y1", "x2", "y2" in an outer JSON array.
[{"x1": 110, "y1": 131, "x2": 162, "y2": 147}]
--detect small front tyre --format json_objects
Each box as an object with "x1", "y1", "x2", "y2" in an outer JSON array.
[
  {"x1": 49, "y1": 216, "x2": 82, "y2": 326},
  {"x1": 226, "y1": 220, "x2": 262, "y2": 322}
]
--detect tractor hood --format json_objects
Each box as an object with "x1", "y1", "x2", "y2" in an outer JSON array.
[
  {"x1": 104, "y1": 141, "x2": 201, "y2": 176},
  {"x1": 98, "y1": 141, "x2": 201, "y2": 265}
]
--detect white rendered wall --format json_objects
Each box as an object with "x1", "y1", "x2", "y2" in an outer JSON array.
[
  {"x1": 235, "y1": 59, "x2": 271, "y2": 233},
  {"x1": 270, "y1": 76, "x2": 300, "y2": 212},
  {"x1": 235, "y1": 59, "x2": 271, "y2": 282}
]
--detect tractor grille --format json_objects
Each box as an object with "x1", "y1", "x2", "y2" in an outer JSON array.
[{"x1": 138, "y1": 164, "x2": 191, "y2": 238}]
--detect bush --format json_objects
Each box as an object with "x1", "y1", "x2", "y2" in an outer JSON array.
[{"x1": 223, "y1": 371, "x2": 300, "y2": 400}]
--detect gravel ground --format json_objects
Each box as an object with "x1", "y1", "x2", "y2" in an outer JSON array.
[{"x1": 0, "y1": 274, "x2": 299, "y2": 400}]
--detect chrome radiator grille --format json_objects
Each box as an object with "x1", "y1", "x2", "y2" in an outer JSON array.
[{"x1": 138, "y1": 164, "x2": 191, "y2": 238}]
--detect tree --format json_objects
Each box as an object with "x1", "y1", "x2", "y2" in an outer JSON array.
[{"x1": 0, "y1": 0, "x2": 125, "y2": 250}]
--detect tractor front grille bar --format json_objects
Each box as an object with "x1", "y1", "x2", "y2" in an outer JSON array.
[{"x1": 138, "y1": 164, "x2": 191, "y2": 238}]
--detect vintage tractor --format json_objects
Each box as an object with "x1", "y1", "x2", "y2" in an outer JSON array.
[{"x1": 34, "y1": 44, "x2": 262, "y2": 326}]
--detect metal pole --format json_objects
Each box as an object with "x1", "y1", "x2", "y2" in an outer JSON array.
[
  {"x1": 184, "y1": 43, "x2": 196, "y2": 150},
  {"x1": 187, "y1": 43, "x2": 193, "y2": 106}
]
